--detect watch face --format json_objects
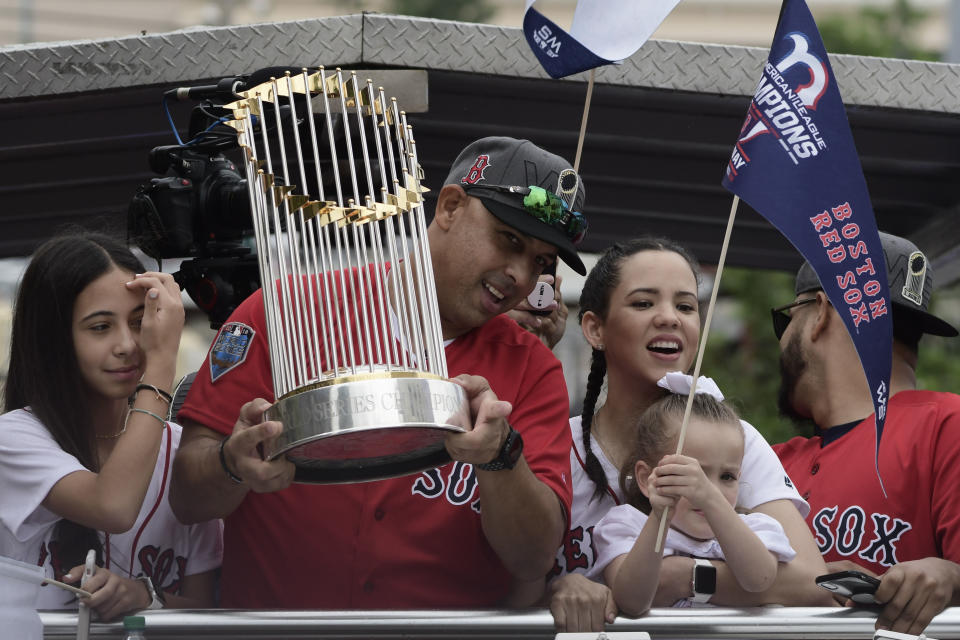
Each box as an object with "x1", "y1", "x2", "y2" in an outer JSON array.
[
  {"x1": 506, "y1": 429, "x2": 524, "y2": 464},
  {"x1": 694, "y1": 564, "x2": 717, "y2": 594}
]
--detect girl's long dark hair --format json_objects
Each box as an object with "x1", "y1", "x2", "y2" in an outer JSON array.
[
  {"x1": 3, "y1": 231, "x2": 144, "y2": 573},
  {"x1": 577, "y1": 237, "x2": 701, "y2": 501}
]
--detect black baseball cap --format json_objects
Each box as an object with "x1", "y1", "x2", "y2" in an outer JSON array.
[
  {"x1": 444, "y1": 136, "x2": 587, "y2": 275},
  {"x1": 795, "y1": 231, "x2": 958, "y2": 337}
]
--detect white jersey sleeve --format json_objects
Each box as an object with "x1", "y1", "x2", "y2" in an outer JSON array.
[
  {"x1": 587, "y1": 504, "x2": 650, "y2": 582},
  {"x1": 741, "y1": 512, "x2": 797, "y2": 562},
  {"x1": 0, "y1": 409, "x2": 86, "y2": 542},
  {"x1": 738, "y1": 419, "x2": 808, "y2": 517}
]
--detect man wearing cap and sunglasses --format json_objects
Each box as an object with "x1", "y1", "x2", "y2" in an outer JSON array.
[
  {"x1": 772, "y1": 231, "x2": 960, "y2": 636},
  {"x1": 170, "y1": 136, "x2": 588, "y2": 609}
]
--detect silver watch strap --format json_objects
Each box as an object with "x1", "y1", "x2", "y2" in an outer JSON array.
[{"x1": 138, "y1": 576, "x2": 164, "y2": 610}]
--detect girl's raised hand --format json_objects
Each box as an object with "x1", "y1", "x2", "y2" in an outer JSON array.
[{"x1": 126, "y1": 271, "x2": 184, "y2": 360}]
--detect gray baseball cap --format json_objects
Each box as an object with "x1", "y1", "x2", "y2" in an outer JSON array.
[
  {"x1": 444, "y1": 136, "x2": 587, "y2": 275},
  {"x1": 795, "y1": 231, "x2": 958, "y2": 337}
]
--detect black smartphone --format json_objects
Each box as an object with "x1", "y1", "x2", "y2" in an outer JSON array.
[
  {"x1": 529, "y1": 262, "x2": 557, "y2": 317},
  {"x1": 815, "y1": 570, "x2": 881, "y2": 604}
]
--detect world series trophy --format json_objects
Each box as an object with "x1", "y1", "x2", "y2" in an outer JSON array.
[{"x1": 220, "y1": 68, "x2": 469, "y2": 483}]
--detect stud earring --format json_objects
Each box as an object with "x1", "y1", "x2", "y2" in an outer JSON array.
[{"x1": 596, "y1": 344, "x2": 604, "y2": 351}]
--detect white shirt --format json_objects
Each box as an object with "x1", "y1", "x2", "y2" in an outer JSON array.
[
  {"x1": 587, "y1": 503, "x2": 797, "y2": 582},
  {"x1": 0, "y1": 409, "x2": 223, "y2": 609}
]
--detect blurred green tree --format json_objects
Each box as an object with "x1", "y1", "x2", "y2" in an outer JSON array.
[
  {"x1": 915, "y1": 284, "x2": 960, "y2": 391},
  {"x1": 818, "y1": 0, "x2": 940, "y2": 60},
  {"x1": 701, "y1": 267, "x2": 800, "y2": 446},
  {"x1": 384, "y1": 0, "x2": 495, "y2": 23}
]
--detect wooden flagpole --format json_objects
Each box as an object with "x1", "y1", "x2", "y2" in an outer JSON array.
[
  {"x1": 654, "y1": 194, "x2": 741, "y2": 552},
  {"x1": 41, "y1": 577, "x2": 93, "y2": 598},
  {"x1": 573, "y1": 69, "x2": 596, "y2": 172}
]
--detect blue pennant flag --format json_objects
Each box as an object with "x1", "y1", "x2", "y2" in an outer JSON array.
[
  {"x1": 722, "y1": 0, "x2": 893, "y2": 491},
  {"x1": 523, "y1": 0, "x2": 681, "y2": 79}
]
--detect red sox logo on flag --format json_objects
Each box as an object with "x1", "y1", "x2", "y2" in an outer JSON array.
[{"x1": 728, "y1": 32, "x2": 830, "y2": 179}]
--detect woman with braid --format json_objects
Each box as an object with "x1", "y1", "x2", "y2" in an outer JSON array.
[{"x1": 523, "y1": 237, "x2": 832, "y2": 631}]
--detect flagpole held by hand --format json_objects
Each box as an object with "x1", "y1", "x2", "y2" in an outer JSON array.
[
  {"x1": 655, "y1": 195, "x2": 741, "y2": 553},
  {"x1": 573, "y1": 69, "x2": 595, "y2": 172}
]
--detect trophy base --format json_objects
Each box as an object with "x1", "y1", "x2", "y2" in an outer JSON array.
[{"x1": 263, "y1": 373, "x2": 469, "y2": 484}]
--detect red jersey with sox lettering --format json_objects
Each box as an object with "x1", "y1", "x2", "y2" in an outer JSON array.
[
  {"x1": 179, "y1": 271, "x2": 573, "y2": 608},
  {"x1": 773, "y1": 390, "x2": 960, "y2": 574}
]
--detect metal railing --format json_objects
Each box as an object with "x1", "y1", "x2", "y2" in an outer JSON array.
[{"x1": 39, "y1": 607, "x2": 960, "y2": 639}]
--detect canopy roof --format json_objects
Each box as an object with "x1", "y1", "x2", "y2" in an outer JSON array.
[{"x1": 1, "y1": 13, "x2": 957, "y2": 281}]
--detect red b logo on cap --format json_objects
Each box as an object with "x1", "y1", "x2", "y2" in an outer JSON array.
[{"x1": 461, "y1": 155, "x2": 490, "y2": 185}]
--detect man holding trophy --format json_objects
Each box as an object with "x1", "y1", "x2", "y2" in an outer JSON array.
[{"x1": 170, "y1": 135, "x2": 588, "y2": 609}]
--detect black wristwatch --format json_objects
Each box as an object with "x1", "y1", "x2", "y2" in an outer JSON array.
[
  {"x1": 691, "y1": 558, "x2": 717, "y2": 604},
  {"x1": 476, "y1": 427, "x2": 524, "y2": 471}
]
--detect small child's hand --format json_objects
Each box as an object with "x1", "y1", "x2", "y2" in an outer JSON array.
[
  {"x1": 646, "y1": 465, "x2": 679, "y2": 517},
  {"x1": 652, "y1": 454, "x2": 725, "y2": 511}
]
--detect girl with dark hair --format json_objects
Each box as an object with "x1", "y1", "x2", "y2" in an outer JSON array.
[
  {"x1": 544, "y1": 237, "x2": 831, "y2": 631},
  {"x1": 0, "y1": 232, "x2": 221, "y2": 621},
  {"x1": 589, "y1": 377, "x2": 794, "y2": 616}
]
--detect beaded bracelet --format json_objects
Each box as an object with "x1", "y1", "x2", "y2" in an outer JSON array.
[
  {"x1": 219, "y1": 435, "x2": 244, "y2": 485},
  {"x1": 128, "y1": 408, "x2": 167, "y2": 427},
  {"x1": 133, "y1": 383, "x2": 173, "y2": 404}
]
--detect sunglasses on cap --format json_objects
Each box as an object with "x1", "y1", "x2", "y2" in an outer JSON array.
[
  {"x1": 770, "y1": 298, "x2": 817, "y2": 340},
  {"x1": 463, "y1": 184, "x2": 588, "y2": 244}
]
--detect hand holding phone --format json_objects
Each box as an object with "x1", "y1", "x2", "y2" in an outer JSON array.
[
  {"x1": 815, "y1": 569, "x2": 881, "y2": 604},
  {"x1": 528, "y1": 263, "x2": 557, "y2": 317}
]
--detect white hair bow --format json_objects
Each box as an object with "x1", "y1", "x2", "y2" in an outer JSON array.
[{"x1": 656, "y1": 372, "x2": 725, "y2": 401}]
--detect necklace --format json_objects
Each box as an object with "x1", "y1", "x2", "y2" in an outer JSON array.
[
  {"x1": 95, "y1": 410, "x2": 128, "y2": 440},
  {"x1": 590, "y1": 410, "x2": 625, "y2": 472}
]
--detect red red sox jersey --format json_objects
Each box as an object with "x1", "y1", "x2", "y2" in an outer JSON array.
[
  {"x1": 773, "y1": 390, "x2": 960, "y2": 574},
  {"x1": 179, "y1": 271, "x2": 573, "y2": 608}
]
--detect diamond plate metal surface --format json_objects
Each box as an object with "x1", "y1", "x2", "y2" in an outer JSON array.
[
  {"x1": 0, "y1": 16, "x2": 362, "y2": 100},
  {"x1": 2, "y1": 12, "x2": 959, "y2": 114},
  {"x1": 361, "y1": 14, "x2": 960, "y2": 114},
  {"x1": 362, "y1": 14, "x2": 546, "y2": 78}
]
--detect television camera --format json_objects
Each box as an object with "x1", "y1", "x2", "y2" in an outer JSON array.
[
  {"x1": 128, "y1": 68, "x2": 429, "y2": 328},
  {"x1": 128, "y1": 68, "x2": 309, "y2": 328}
]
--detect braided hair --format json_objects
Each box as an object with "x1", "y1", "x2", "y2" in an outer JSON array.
[{"x1": 577, "y1": 237, "x2": 701, "y2": 501}]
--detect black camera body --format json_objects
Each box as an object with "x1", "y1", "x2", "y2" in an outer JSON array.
[
  {"x1": 128, "y1": 101, "x2": 260, "y2": 328},
  {"x1": 130, "y1": 144, "x2": 251, "y2": 260},
  {"x1": 129, "y1": 68, "x2": 336, "y2": 328}
]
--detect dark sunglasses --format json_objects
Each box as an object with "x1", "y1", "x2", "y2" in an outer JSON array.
[
  {"x1": 771, "y1": 298, "x2": 817, "y2": 340},
  {"x1": 463, "y1": 184, "x2": 588, "y2": 244}
]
